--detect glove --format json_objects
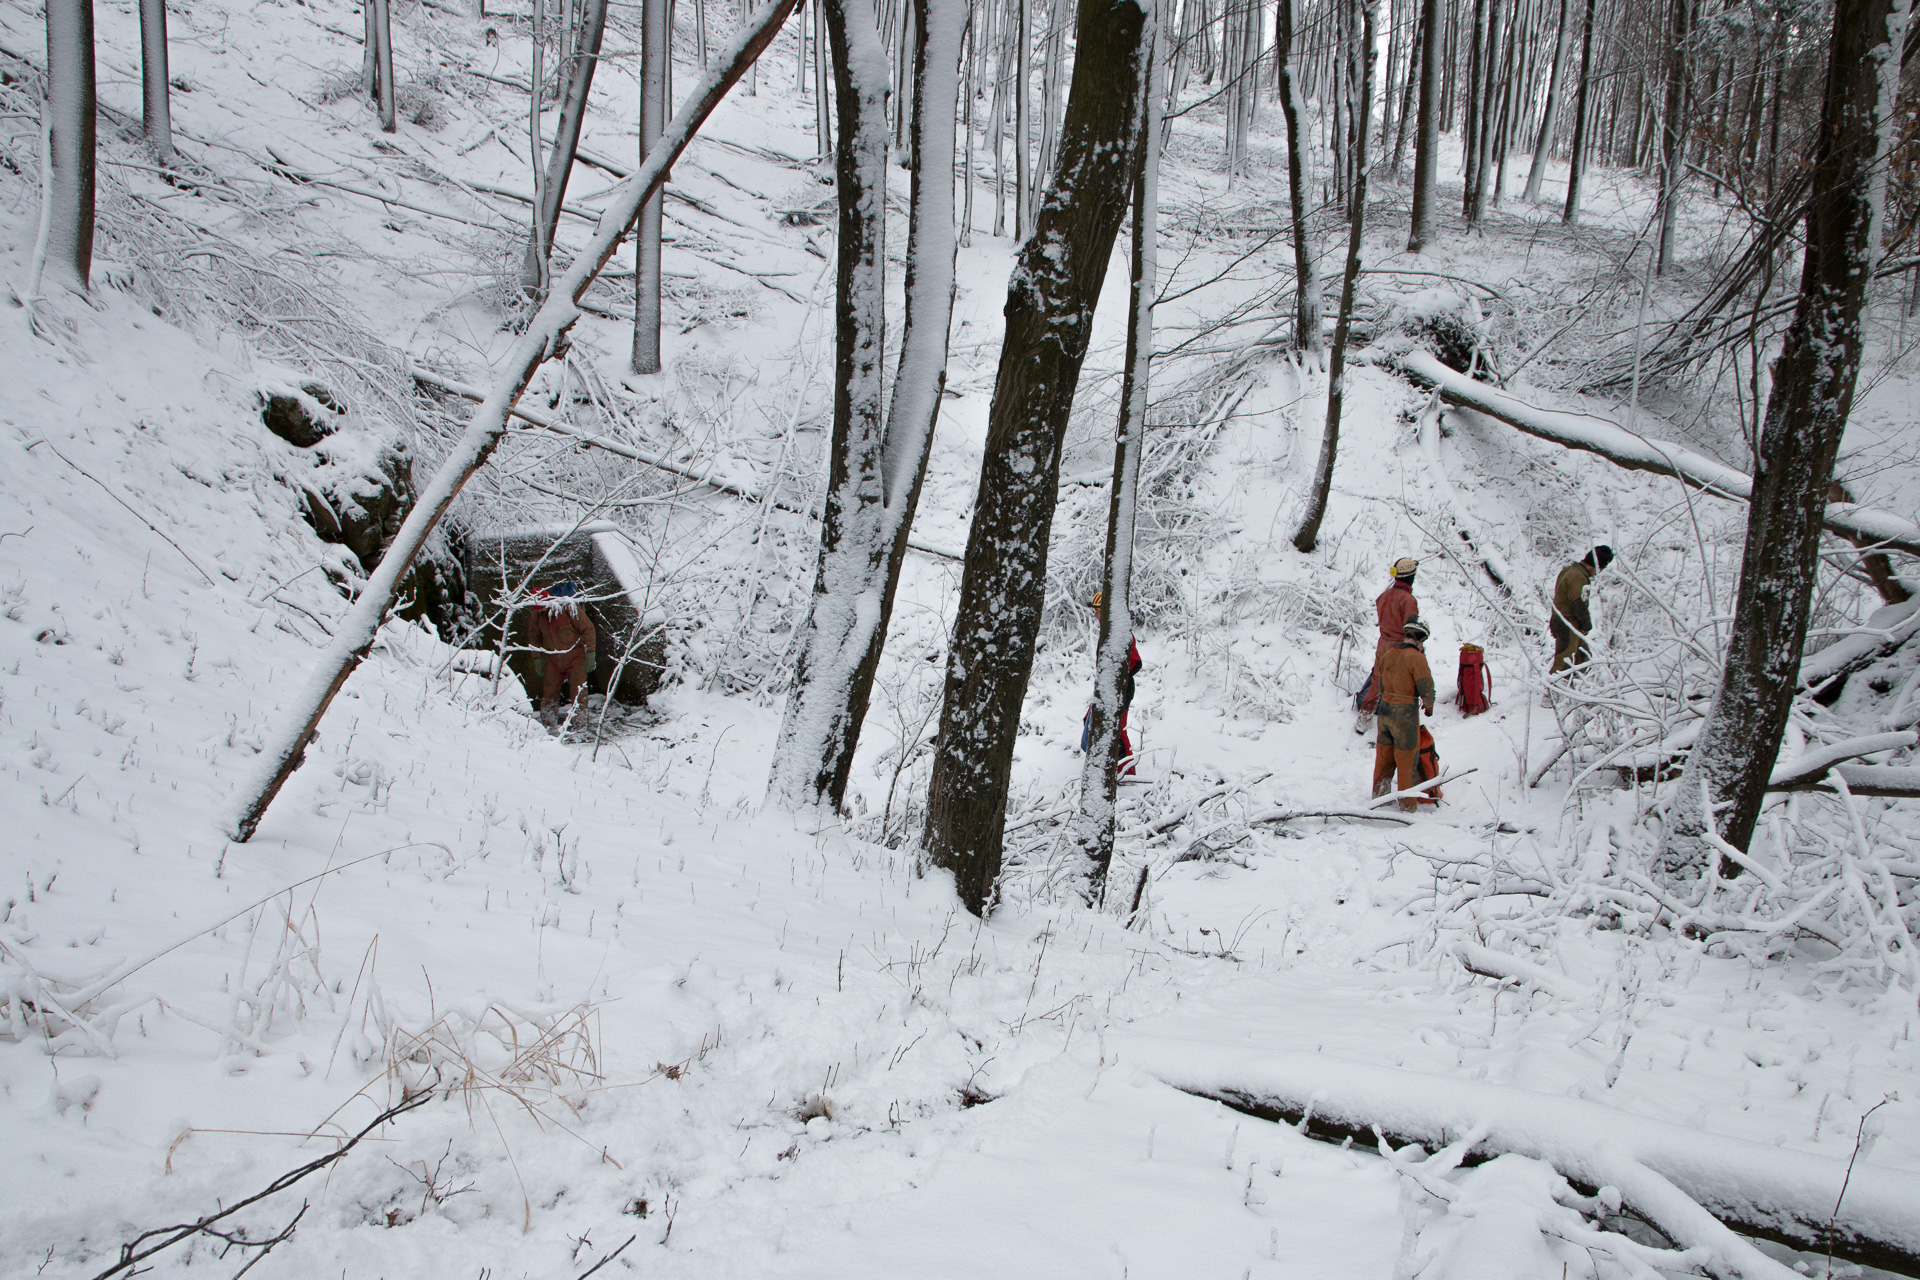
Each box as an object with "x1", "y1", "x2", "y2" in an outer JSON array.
[
  {"x1": 1424, "y1": 703, "x2": 1435, "y2": 717},
  {"x1": 586, "y1": 653, "x2": 597, "y2": 673}
]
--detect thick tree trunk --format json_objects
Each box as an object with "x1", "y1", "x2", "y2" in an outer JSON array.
[
  {"x1": 922, "y1": 0, "x2": 1149, "y2": 916},
  {"x1": 139, "y1": 0, "x2": 172, "y2": 161},
  {"x1": 523, "y1": 0, "x2": 609, "y2": 292},
  {"x1": 1654, "y1": 0, "x2": 1690, "y2": 273},
  {"x1": 1661, "y1": 0, "x2": 1910, "y2": 878},
  {"x1": 1522, "y1": 0, "x2": 1569, "y2": 201},
  {"x1": 767, "y1": 0, "x2": 966, "y2": 810},
  {"x1": 226, "y1": 0, "x2": 799, "y2": 843},
  {"x1": 371, "y1": 0, "x2": 396, "y2": 132},
  {"x1": 632, "y1": 0, "x2": 669, "y2": 373},
  {"x1": 1277, "y1": 0, "x2": 1321, "y2": 351},
  {"x1": 1073, "y1": 5, "x2": 1160, "y2": 897},
  {"x1": 1406, "y1": 0, "x2": 1440, "y2": 249},
  {"x1": 44, "y1": 0, "x2": 95, "y2": 294},
  {"x1": 1461, "y1": 0, "x2": 1485, "y2": 215},
  {"x1": 1293, "y1": 0, "x2": 1374, "y2": 555},
  {"x1": 1560, "y1": 0, "x2": 1596, "y2": 222}
]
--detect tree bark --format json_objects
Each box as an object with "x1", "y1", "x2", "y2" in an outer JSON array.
[
  {"x1": 139, "y1": 0, "x2": 172, "y2": 161},
  {"x1": 1073, "y1": 3, "x2": 1160, "y2": 897},
  {"x1": 1655, "y1": 0, "x2": 1691, "y2": 273},
  {"x1": 523, "y1": 0, "x2": 609, "y2": 292},
  {"x1": 226, "y1": 0, "x2": 799, "y2": 843},
  {"x1": 44, "y1": 0, "x2": 95, "y2": 294},
  {"x1": 1293, "y1": 0, "x2": 1375, "y2": 555},
  {"x1": 1661, "y1": 0, "x2": 1911, "y2": 876},
  {"x1": 1522, "y1": 0, "x2": 1570, "y2": 201},
  {"x1": 371, "y1": 0, "x2": 396, "y2": 133},
  {"x1": 1277, "y1": 0, "x2": 1322, "y2": 351},
  {"x1": 767, "y1": 0, "x2": 966, "y2": 810},
  {"x1": 1406, "y1": 0, "x2": 1441, "y2": 249},
  {"x1": 631, "y1": 0, "x2": 669, "y2": 373},
  {"x1": 922, "y1": 0, "x2": 1149, "y2": 916},
  {"x1": 1559, "y1": 0, "x2": 1596, "y2": 222}
]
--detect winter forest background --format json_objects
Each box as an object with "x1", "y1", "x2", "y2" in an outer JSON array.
[{"x1": 4, "y1": 0, "x2": 1920, "y2": 1271}]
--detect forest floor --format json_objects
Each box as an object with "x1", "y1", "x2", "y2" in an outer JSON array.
[{"x1": 2, "y1": 0, "x2": 1918, "y2": 1277}]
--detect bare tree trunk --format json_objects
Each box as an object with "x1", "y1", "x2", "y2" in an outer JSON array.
[
  {"x1": 523, "y1": 0, "x2": 609, "y2": 292},
  {"x1": 631, "y1": 0, "x2": 669, "y2": 373},
  {"x1": 1523, "y1": 0, "x2": 1569, "y2": 201},
  {"x1": 768, "y1": 0, "x2": 967, "y2": 810},
  {"x1": 138, "y1": 0, "x2": 172, "y2": 161},
  {"x1": 225, "y1": 0, "x2": 799, "y2": 843},
  {"x1": 1461, "y1": 0, "x2": 1484, "y2": 212},
  {"x1": 1560, "y1": 0, "x2": 1595, "y2": 222},
  {"x1": 44, "y1": 0, "x2": 95, "y2": 294},
  {"x1": 1660, "y1": 0, "x2": 1910, "y2": 878},
  {"x1": 1293, "y1": 0, "x2": 1374, "y2": 554},
  {"x1": 1277, "y1": 0, "x2": 1322, "y2": 351},
  {"x1": 1654, "y1": 0, "x2": 1690, "y2": 273},
  {"x1": 1014, "y1": 0, "x2": 1031, "y2": 237},
  {"x1": 1390, "y1": 0, "x2": 1422, "y2": 173},
  {"x1": 371, "y1": 0, "x2": 396, "y2": 132},
  {"x1": 1406, "y1": 0, "x2": 1440, "y2": 248},
  {"x1": 922, "y1": 0, "x2": 1149, "y2": 916},
  {"x1": 1072, "y1": 3, "x2": 1160, "y2": 896}
]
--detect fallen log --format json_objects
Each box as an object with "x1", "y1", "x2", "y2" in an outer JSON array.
[
  {"x1": 1392, "y1": 349, "x2": 1920, "y2": 559},
  {"x1": 1767, "y1": 763, "x2": 1920, "y2": 798},
  {"x1": 1764, "y1": 731, "x2": 1918, "y2": 791},
  {"x1": 1798, "y1": 598, "x2": 1920, "y2": 701},
  {"x1": 1130, "y1": 1042, "x2": 1920, "y2": 1277}
]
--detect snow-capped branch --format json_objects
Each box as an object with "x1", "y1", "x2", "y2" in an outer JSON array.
[{"x1": 1394, "y1": 349, "x2": 1920, "y2": 559}]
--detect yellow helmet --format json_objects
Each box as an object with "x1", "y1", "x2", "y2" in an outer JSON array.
[
  {"x1": 1391, "y1": 557, "x2": 1419, "y2": 580},
  {"x1": 1090, "y1": 590, "x2": 1103, "y2": 609}
]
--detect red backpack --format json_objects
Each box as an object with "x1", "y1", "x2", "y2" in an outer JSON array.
[
  {"x1": 1456, "y1": 644, "x2": 1491, "y2": 716},
  {"x1": 1415, "y1": 726, "x2": 1443, "y2": 803}
]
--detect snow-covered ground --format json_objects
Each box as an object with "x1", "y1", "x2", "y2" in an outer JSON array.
[{"x1": 3, "y1": 0, "x2": 1918, "y2": 1276}]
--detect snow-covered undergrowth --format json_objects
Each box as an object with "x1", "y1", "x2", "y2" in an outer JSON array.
[{"x1": 4, "y1": 0, "x2": 1920, "y2": 1273}]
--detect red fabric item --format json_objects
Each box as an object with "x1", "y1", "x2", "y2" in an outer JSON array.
[
  {"x1": 1456, "y1": 644, "x2": 1491, "y2": 716},
  {"x1": 1415, "y1": 726, "x2": 1442, "y2": 803}
]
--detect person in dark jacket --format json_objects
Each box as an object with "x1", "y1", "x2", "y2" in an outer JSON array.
[
  {"x1": 1356, "y1": 557, "x2": 1420, "y2": 733},
  {"x1": 1550, "y1": 545, "x2": 1612, "y2": 674},
  {"x1": 1371, "y1": 616, "x2": 1436, "y2": 811},
  {"x1": 529, "y1": 581, "x2": 596, "y2": 728}
]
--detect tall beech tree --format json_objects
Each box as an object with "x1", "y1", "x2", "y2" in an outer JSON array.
[
  {"x1": 1661, "y1": 0, "x2": 1911, "y2": 878},
  {"x1": 922, "y1": 0, "x2": 1151, "y2": 916},
  {"x1": 632, "y1": 0, "x2": 669, "y2": 374},
  {"x1": 1073, "y1": 3, "x2": 1161, "y2": 895},
  {"x1": 1293, "y1": 0, "x2": 1375, "y2": 555},
  {"x1": 1406, "y1": 0, "x2": 1441, "y2": 249},
  {"x1": 44, "y1": 0, "x2": 96, "y2": 294},
  {"x1": 523, "y1": 0, "x2": 609, "y2": 292},
  {"x1": 139, "y1": 0, "x2": 172, "y2": 160},
  {"x1": 766, "y1": 0, "x2": 968, "y2": 810},
  {"x1": 1275, "y1": 0, "x2": 1321, "y2": 352}
]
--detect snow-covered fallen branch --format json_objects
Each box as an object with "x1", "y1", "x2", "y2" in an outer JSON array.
[
  {"x1": 1392, "y1": 349, "x2": 1920, "y2": 559},
  {"x1": 1764, "y1": 731, "x2": 1918, "y2": 790},
  {"x1": 1452, "y1": 941, "x2": 1586, "y2": 1001},
  {"x1": 225, "y1": 0, "x2": 801, "y2": 842},
  {"x1": 1132, "y1": 1042, "x2": 1920, "y2": 1275}
]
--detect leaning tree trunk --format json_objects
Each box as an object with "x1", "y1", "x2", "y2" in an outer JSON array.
[
  {"x1": 1293, "y1": 0, "x2": 1374, "y2": 554},
  {"x1": 1072, "y1": 2, "x2": 1161, "y2": 897},
  {"x1": 922, "y1": 0, "x2": 1150, "y2": 917},
  {"x1": 764, "y1": 0, "x2": 968, "y2": 809},
  {"x1": 226, "y1": 0, "x2": 800, "y2": 843},
  {"x1": 139, "y1": 0, "x2": 172, "y2": 161},
  {"x1": 1522, "y1": 0, "x2": 1570, "y2": 202},
  {"x1": 44, "y1": 0, "x2": 95, "y2": 294},
  {"x1": 523, "y1": 0, "x2": 609, "y2": 292},
  {"x1": 1560, "y1": 0, "x2": 1596, "y2": 222},
  {"x1": 1276, "y1": 0, "x2": 1322, "y2": 353},
  {"x1": 631, "y1": 0, "x2": 669, "y2": 374},
  {"x1": 1660, "y1": 0, "x2": 1910, "y2": 879},
  {"x1": 1405, "y1": 0, "x2": 1440, "y2": 249}
]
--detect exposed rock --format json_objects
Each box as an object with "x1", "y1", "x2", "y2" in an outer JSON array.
[{"x1": 260, "y1": 380, "x2": 345, "y2": 448}]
